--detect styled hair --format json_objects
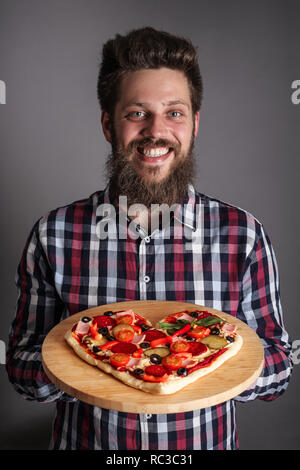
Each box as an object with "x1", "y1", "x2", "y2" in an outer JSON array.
[{"x1": 97, "y1": 27, "x2": 203, "y2": 117}]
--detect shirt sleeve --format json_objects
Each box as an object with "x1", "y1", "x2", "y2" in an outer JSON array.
[
  {"x1": 6, "y1": 219, "x2": 77, "y2": 403},
  {"x1": 234, "y1": 223, "x2": 293, "y2": 402}
]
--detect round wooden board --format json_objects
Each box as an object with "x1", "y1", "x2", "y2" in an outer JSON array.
[{"x1": 42, "y1": 300, "x2": 264, "y2": 414}]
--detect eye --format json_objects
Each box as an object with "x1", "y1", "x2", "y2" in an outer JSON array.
[
  {"x1": 126, "y1": 110, "x2": 147, "y2": 120},
  {"x1": 168, "y1": 110, "x2": 183, "y2": 118}
]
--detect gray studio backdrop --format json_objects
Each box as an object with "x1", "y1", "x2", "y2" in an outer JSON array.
[{"x1": 0, "y1": 0, "x2": 299, "y2": 450}]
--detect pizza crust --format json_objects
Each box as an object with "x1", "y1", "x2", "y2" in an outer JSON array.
[{"x1": 64, "y1": 330, "x2": 243, "y2": 395}]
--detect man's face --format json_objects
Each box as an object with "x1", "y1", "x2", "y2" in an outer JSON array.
[{"x1": 102, "y1": 68, "x2": 199, "y2": 185}]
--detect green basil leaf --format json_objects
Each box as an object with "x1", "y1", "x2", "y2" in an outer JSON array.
[
  {"x1": 158, "y1": 322, "x2": 182, "y2": 329},
  {"x1": 195, "y1": 316, "x2": 224, "y2": 327}
]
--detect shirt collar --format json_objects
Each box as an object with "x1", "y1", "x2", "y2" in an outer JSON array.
[{"x1": 173, "y1": 184, "x2": 199, "y2": 232}]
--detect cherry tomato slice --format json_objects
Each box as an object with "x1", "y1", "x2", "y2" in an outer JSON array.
[
  {"x1": 114, "y1": 329, "x2": 135, "y2": 343},
  {"x1": 170, "y1": 341, "x2": 190, "y2": 354},
  {"x1": 161, "y1": 354, "x2": 183, "y2": 370},
  {"x1": 187, "y1": 326, "x2": 210, "y2": 339},
  {"x1": 110, "y1": 353, "x2": 130, "y2": 368},
  {"x1": 115, "y1": 314, "x2": 133, "y2": 325}
]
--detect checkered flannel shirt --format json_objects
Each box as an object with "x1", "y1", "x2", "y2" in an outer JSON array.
[{"x1": 6, "y1": 184, "x2": 293, "y2": 449}]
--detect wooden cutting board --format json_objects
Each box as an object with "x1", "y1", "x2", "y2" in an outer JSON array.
[{"x1": 42, "y1": 300, "x2": 264, "y2": 414}]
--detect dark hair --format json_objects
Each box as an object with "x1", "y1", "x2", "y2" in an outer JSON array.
[{"x1": 97, "y1": 27, "x2": 203, "y2": 117}]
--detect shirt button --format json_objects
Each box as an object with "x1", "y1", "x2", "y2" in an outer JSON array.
[
  {"x1": 144, "y1": 236, "x2": 151, "y2": 243},
  {"x1": 143, "y1": 275, "x2": 150, "y2": 283},
  {"x1": 145, "y1": 414, "x2": 152, "y2": 419}
]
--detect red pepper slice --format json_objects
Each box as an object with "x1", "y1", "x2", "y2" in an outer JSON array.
[
  {"x1": 196, "y1": 310, "x2": 216, "y2": 319},
  {"x1": 132, "y1": 347, "x2": 144, "y2": 358},
  {"x1": 163, "y1": 315, "x2": 179, "y2": 324},
  {"x1": 149, "y1": 325, "x2": 192, "y2": 348},
  {"x1": 133, "y1": 312, "x2": 150, "y2": 322},
  {"x1": 100, "y1": 340, "x2": 119, "y2": 351},
  {"x1": 132, "y1": 324, "x2": 142, "y2": 335},
  {"x1": 150, "y1": 336, "x2": 172, "y2": 348},
  {"x1": 170, "y1": 323, "x2": 192, "y2": 338},
  {"x1": 90, "y1": 322, "x2": 103, "y2": 341},
  {"x1": 187, "y1": 349, "x2": 226, "y2": 374},
  {"x1": 142, "y1": 373, "x2": 169, "y2": 383}
]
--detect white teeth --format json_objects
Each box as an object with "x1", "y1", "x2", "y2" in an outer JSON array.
[{"x1": 140, "y1": 147, "x2": 170, "y2": 157}]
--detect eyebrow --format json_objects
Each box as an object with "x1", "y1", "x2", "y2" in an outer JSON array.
[
  {"x1": 163, "y1": 100, "x2": 190, "y2": 108},
  {"x1": 122, "y1": 99, "x2": 190, "y2": 110}
]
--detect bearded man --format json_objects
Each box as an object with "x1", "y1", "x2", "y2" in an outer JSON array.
[{"x1": 6, "y1": 27, "x2": 293, "y2": 450}]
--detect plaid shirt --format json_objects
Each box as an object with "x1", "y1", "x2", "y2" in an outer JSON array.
[{"x1": 6, "y1": 184, "x2": 293, "y2": 450}]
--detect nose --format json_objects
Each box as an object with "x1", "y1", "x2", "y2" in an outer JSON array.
[{"x1": 141, "y1": 114, "x2": 167, "y2": 140}]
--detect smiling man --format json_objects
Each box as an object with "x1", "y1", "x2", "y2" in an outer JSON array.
[
  {"x1": 103, "y1": 67, "x2": 198, "y2": 208},
  {"x1": 102, "y1": 66, "x2": 199, "y2": 231},
  {"x1": 6, "y1": 27, "x2": 293, "y2": 450}
]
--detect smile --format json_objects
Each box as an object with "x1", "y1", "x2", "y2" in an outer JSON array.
[{"x1": 136, "y1": 146, "x2": 174, "y2": 163}]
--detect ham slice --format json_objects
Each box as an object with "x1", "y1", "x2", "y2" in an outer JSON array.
[
  {"x1": 115, "y1": 309, "x2": 135, "y2": 320},
  {"x1": 182, "y1": 358, "x2": 198, "y2": 368},
  {"x1": 131, "y1": 333, "x2": 146, "y2": 344},
  {"x1": 127, "y1": 357, "x2": 141, "y2": 369},
  {"x1": 221, "y1": 323, "x2": 237, "y2": 334},
  {"x1": 75, "y1": 320, "x2": 90, "y2": 335},
  {"x1": 177, "y1": 313, "x2": 195, "y2": 323},
  {"x1": 171, "y1": 336, "x2": 188, "y2": 343}
]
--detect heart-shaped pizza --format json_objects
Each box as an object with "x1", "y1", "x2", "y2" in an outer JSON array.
[{"x1": 65, "y1": 308, "x2": 243, "y2": 394}]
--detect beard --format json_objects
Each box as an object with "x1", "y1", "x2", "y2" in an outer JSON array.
[{"x1": 106, "y1": 131, "x2": 195, "y2": 209}]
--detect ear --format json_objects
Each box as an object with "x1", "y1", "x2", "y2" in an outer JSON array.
[
  {"x1": 193, "y1": 111, "x2": 200, "y2": 138},
  {"x1": 101, "y1": 111, "x2": 112, "y2": 143}
]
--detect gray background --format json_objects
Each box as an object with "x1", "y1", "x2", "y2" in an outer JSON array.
[{"x1": 0, "y1": 0, "x2": 299, "y2": 450}]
